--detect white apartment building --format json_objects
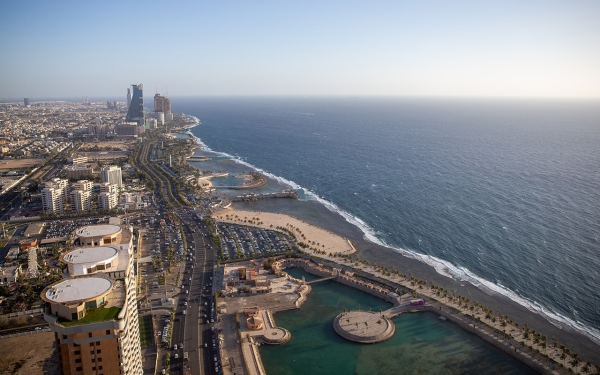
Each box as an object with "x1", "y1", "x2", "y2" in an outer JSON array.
[
  {"x1": 42, "y1": 187, "x2": 65, "y2": 213},
  {"x1": 98, "y1": 182, "x2": 118, "y2": 194},
  {"x1": 98, "y1": 192, "x2": 118, "y2": 210},
  {"x1": 101, "y1": 166, "x2": 122, "y2": 188},
  {"x1": 71, "y1": 179, "x2": 93, "y2": 192},
  {"x1": 70, "y1": 189, "x2": 92, "y2": 211}
]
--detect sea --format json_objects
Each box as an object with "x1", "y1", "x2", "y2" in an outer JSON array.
[{"x1": 173, "y1": 97, "x2": 600, "y2": 349}]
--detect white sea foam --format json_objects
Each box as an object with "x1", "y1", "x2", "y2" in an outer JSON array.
[{"x1": 185, "y1": 123, "x2": 600, "y2": 344}]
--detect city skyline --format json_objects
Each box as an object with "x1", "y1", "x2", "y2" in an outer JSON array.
[{"x1": 1, "y1": 0, "x2": 599, "y2": 99}]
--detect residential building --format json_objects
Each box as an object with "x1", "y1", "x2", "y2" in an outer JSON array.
[
  {"x1": 153, "y1": 94, "x2": 171, "y2": 114},
  {"x1": 68, "y1": 156, "x2": 88, "y2": 164},
  {"x1": 64, "y1": 164, "x2": 97, "y2": 179},
  {"x1": 101, "y1": 166, "x2": 122, "y2": 188},
  {"x1": 41, "y1": 223, "x2": 143, "y2": 375},
  {"x1": 98, "y1": 192, "x2": 118, "y2": 210},
  {"x1": 71, "y1": 180, "x2": 93, "y2": 192},
  {"x1": 41, "y1": 178, "x2": 68, "y2": 213},
  {"x1": 98, "y1": 182, "x2": 118, "y2": 194},
  {"x1": 70, "y1": 189, "x2": 92, "y2": 211}
]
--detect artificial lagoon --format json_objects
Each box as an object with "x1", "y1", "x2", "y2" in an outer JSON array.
[{"x1": 260, "y1": 268, "x2": 538, "y2": 375}]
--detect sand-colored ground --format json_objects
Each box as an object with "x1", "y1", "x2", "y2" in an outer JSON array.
[
  {"x1": 0, "y1": 159, "x2": 41, "y2": 172},
  {"x1": 79, "y1": 140, "x2": 134, "y2": 150},
  {"x1": 0, "y1": 332, "x2": 58, "y2": 375},
  {"x1": 212, "y1": 209, "x2": 355, "y2": 255},
  {"x1": 197, "y1": 176, "x2": 214, "y2": 189}
]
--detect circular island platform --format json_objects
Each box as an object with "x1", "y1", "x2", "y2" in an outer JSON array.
[{"x1": 333, "y1": 310, "x2": 395, "y2": 344}]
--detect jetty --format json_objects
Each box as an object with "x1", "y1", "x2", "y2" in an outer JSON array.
[
  {"x1": 187, "y1": 155, "x2": 212, "y2": 162},
  {"x1": 231, "y1": 190, "x2": 299, "y2": 201}
]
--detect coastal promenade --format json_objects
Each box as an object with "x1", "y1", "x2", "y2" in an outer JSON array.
[
  {"x1": 212, "y1": 211, "x2": 598, "y2": 374},
  {"x1": 283, "y1": 257, "x2": 577, "y2": 375}
]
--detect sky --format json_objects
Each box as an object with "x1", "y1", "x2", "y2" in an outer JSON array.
[{"x1": 1, "y1": 0, "x2": 599, "y2": 99}]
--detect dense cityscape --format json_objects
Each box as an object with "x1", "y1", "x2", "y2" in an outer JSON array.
[{"x1": 0, "y1": 86, "x2": 598, "y2": 375}]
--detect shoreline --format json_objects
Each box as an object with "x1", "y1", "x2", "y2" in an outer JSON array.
[{"x1": 186, "y1": 119, "x2": 600, "y2": 364}]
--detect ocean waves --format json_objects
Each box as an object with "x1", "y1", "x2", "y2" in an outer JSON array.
[{"x1": 179, "y1": 97, "x2": 600, "y2": 345}]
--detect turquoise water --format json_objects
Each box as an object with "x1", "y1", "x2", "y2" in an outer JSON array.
[
  {"x1": 260, "y1": 269, "x2": 538, "y2": 375},
  {"x1": 171, "y1": 132, "x2": 190, "y2": 138}
]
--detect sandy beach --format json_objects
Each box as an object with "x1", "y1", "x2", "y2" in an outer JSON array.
[{"x1": 212, "y1": 208, "x2": 356, "y2": 256}]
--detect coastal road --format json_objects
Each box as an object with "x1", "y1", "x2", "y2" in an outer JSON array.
[{"x1": 173, "y1": 208, "x2": 218, "y2": 375}]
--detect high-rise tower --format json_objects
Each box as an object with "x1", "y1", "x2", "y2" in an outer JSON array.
[
  {"x1": 153, "y1": 93, "x2": 171, "y2": 114},
  {"x1": 125, "y1": 84, "x2": 143, "y2": 125},
  {"x1": 41, "y1": 223, "x2": 143, "y2": 375}
]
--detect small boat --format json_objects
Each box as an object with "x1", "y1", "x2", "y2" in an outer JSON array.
[{"x1": 439, "y1": 316, "x2": 447, "y2": 321}]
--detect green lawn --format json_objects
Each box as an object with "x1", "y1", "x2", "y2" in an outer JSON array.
[
  {"x1": 58, "y1": 307, "x2": 121, "y2": 327},
  {"x1": 139, "y1": 315, "x2": 155, "y2": 349}
]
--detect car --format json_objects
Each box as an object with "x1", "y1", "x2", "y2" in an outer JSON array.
[
  {"x1": 35, "y1": 327, "x2": 42, "y2": 330},
  {"x1": 180, "y1": 342, "x2": 183, "y2": 348},
  {"x1": 204, "y1": 343, "x2": 207, "y2": 347},
  {"x1": 174, "y1": 344, "x2": 178, "y2": 350},
  {"x1": 174, "y1": 354, "x2": 178, "y2": 359},
  {"x1": 184, "y1": 302, "x2": 188, "y2": 306}
]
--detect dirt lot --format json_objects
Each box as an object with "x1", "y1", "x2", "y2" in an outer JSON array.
[
  {"x1": 0, "y1": 159, "x2": 41, "y2": 172},
  {"x1": 79, "y1": 141, "x2": 135, "y2": 150},
  {"x1": 0, "y1": 332, "x2": 58, "y2": 375}
]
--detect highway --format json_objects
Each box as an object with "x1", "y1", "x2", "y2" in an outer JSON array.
[
  {"x1": 134, "y1": 136, "x2": 219, "y2": 374},
  {"x1": 167, "y1": 208, "x2": 218, "y2": 375}
]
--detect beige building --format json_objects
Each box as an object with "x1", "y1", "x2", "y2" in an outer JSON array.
[
  {"x1": 41, "y1": 223, "x2": 142, "y2": 375},
  {"x1": 64, "y1": 164, "x2": 97, "y2": 179},
  {"x1": 98, "y1": 192, "x2": 118, "y2": 210}
]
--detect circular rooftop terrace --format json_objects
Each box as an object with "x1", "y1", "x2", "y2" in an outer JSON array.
[
  {"x1": 74, "y1": 224, "x2": 121, "y2": 238},
  {"x1": 44, "y1": 277, "x2": 112, "y2": 304},
  {"x1": 62, "y1": 246, "x2": 118, "y2": 265}
]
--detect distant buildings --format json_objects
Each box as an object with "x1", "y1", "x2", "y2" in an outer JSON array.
[
  {"x1": 24, "y1": 98, "x2": 30, "y2": 107},
  {"x1": 153, "y1": 93, "x2": 171, "y2": 114},
  {"x1": 64, "y1": 163, "x2": 97, "y2": 179},
  {"x1": 125, "y1": 84, "x2": 144, "y2": 126}
]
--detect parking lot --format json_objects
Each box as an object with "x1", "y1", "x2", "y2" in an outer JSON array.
[{"x1": 217, "y1": 224, "x2": 293, "y2": 259}]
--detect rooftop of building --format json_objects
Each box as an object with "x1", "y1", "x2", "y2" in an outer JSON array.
[
  {"x1": 74, "y1": 224, "x2": 121, "y2": 238},
  {"x1": 62, "y1": 246, "x2": 118, "y2": 265},
  {"x1": 44, "y1": 277, "x2": 112, "y2": 303}
]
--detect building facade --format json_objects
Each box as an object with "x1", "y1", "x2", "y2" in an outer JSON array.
[
  {"x1": 41, "y1": 223, "x2": 143, "y2": 375},
  {"x1": 101, "y1": 166, "x2": 122, "y2": 188},
  {"x1": 125, "y1": 84, "x2": 144, "y2": 126},
  {"x1": 153, "y1": 94, "x2": 171, "y2": 114},
  {"x1": 70, "y1": 189, "x2": 92, "y2": 211},
  {"x1": 98, "y1": 192, "x2": 118, "y2": 210}
]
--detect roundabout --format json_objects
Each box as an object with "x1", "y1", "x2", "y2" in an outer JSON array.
[{"x1": 333, "y1": 310, "x2": 395, "y2": 344}]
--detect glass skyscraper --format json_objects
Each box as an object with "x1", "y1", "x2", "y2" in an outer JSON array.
[{"x1": 126, "y1": 84, "x2": 144, "y2": 125}]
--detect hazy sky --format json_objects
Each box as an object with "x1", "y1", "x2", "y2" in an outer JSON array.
[{"x1": 1, "y1": 1, "x2": 599, "y2": 99}]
